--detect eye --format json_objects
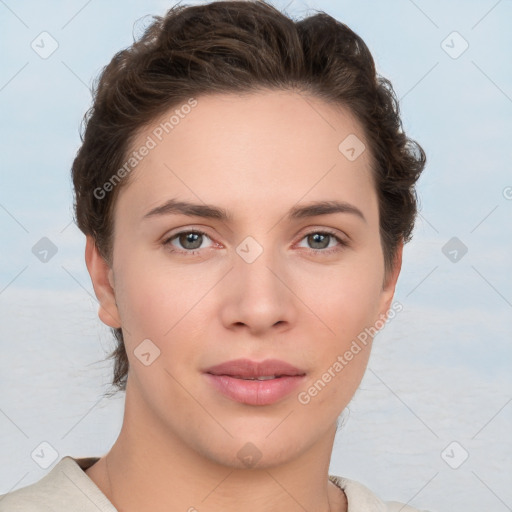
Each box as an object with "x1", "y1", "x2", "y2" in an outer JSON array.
[
  {"x1": 163, "y1": 229, "x2": 214, "y2": 255},
  {"x1": 296, "y1": 229, "x2": 349, "y2": 255},
  {"x1": 162, "y1": 228, "x2": 349, "y2": 256}
]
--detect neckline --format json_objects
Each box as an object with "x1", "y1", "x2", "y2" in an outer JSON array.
[{"x1": 73, "y1": 456, "x2": 101, "y2": 471}]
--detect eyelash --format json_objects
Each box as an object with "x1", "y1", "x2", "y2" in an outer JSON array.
[{"x1": 162, "y1": 228, "x2": 349, "y2": 256}]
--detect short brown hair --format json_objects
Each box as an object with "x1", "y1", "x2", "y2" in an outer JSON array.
[{"x1": 72, "y1": 0, "x2": 426, "y2": 394}]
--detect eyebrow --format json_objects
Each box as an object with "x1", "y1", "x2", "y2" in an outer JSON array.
[{"x1": 143, "y1": 198, "x2": 366, "y2": 223}]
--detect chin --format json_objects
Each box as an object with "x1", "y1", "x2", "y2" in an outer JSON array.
[{"x1": 195, "y1": 432, "x2": 308, "y2": 471}]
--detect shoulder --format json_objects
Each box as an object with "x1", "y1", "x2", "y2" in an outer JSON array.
[
  {"x1": 329, "y1": 474, "x2": 433, "y2": 512},
  {"x1": 0, "y1": 457, "x2": 115, "y2": 512}
]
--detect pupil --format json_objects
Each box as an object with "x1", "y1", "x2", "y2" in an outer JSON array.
[
  {"x1": 310, "y1": 233, "x2": 329, "y2": 249},
  {"x1": 181, "y1": 232, "x2": 202, "y2": 249}
]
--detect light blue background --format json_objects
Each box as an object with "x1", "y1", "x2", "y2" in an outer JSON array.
[{"x1": 1, "y1": 1, "x2": 511, "y2": 510}]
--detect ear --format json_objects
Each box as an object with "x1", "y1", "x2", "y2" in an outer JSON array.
[
  {"x1": 377, "y1": 239, "x2": 403, "y2": 320},
  {"x1": 85, "y1": 235, "x2": 121, "y2": 328}
]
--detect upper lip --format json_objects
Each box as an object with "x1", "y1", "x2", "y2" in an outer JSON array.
[{"x1": 205, "y1": 358, "x2": 306, "y2": 378}]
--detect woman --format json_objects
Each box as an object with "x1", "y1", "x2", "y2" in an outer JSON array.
[{"x1": 0, "y1": 1, "x2": 428, "y2": 510}]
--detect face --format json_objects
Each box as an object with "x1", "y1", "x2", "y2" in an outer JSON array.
[{"x1": 87, "y1": 90, "x2": 401, "y2": 469}]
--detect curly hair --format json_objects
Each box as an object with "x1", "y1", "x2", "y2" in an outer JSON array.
[{"x1": 72, "y1": 0, "x2": 426, "y2": 394}]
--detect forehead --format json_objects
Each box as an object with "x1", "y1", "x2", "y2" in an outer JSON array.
[{"x1": 117, "y1": 90, "x2": 377, "y2": 224}]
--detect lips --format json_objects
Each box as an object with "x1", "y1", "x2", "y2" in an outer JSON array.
[
  {"x1": 204, "y1": 358, "x2": 306, "y2": 406},
  {"x1": 204, "y1": 358, "x2": 306, "y2": 379}
]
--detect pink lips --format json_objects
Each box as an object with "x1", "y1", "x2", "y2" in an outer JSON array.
[{"x1": 204, "y1": 358, "x2": 306, "y2": 406}]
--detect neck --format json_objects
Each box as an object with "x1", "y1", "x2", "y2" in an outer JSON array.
[{"x1": 88, "y1": 383, "x2": 346, "y2": 512}]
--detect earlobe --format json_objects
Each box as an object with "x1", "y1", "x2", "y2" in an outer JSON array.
[{"x1": 85, "y1": 236, "x2": 121, "y2": 328}]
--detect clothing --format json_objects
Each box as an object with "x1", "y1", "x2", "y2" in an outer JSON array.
[{"x1": 0, "y1": 456, "x2": 429, "y2": 511}]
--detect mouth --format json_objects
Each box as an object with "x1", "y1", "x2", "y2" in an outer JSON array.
[
  {"x1": 204, "y1": 358, "x2": 306, "y2": 379},
  {"x1": 204, "y1": 358, "x2": 306, "y2": 406},
  {"x1": 224, "y1": 375, "x2": 285, "y2": 381}
]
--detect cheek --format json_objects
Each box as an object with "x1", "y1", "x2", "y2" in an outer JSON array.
[
  {"x1": 300, "y1": 257, "x2": 384, "y2": 340},
  {"x1": 296, "y1": 256, "x2": 383, "y2": 397},
  {"x1": 114, "y1": 248, "x2": 205, "y2": 339}
]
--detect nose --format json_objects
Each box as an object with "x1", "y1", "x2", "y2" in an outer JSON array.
[{"x1": 219, "y1": 238, "x2": 297, "y2": 336}]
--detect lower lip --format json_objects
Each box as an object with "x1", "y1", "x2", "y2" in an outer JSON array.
[{"x1": 205, "y1": 373, "x2": 305, "y2": 406}]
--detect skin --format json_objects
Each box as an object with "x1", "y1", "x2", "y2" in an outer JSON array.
[{"x1": 84, "y1": 90, "x2": 402, "y2": 512}]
